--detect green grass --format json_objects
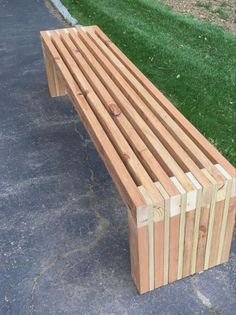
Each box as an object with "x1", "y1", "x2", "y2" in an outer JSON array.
[{"x1": 62, "y1": 0, "x2": 236, "y2": 165}]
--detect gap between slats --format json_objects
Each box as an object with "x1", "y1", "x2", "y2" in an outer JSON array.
[
  {"x1": 40, "y1": 31, "x2": 146, "y2": 214},
  {"x1": 93, "y1": 26, "x2": 234, "y2": 180},
  {"x1": 91, "y1": 26, "x2": 225, "y2": 188},
  {"x1": 74, "y1": 27, "x2": 219, "y2": 192},
  {"x1": 49, "y1": 30, "x2": 166, "y2": 207},
  {"x1": 50, "y1": 29, "x2": 195, "y2": 198},
  {"x1": 68, "y1": 28, "x2": 204, "y2": 192}
]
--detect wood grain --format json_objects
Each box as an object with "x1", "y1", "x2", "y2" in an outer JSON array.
[{"x1": 40, "y1": 26, "x2": 235, "y2": 294}]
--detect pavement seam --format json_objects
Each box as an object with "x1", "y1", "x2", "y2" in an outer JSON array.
[
  {"x1": 29, "y1": 214, "x2": 110, "y2": 315},
  {"x1": 191, "y1": 277, "x2": 221, "y2": 315}
]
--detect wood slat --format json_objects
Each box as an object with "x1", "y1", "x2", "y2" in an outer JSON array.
[
  {"x1": 87, "y1": 26, "x2": 225, "y2": 187},
  {"x1": 155, "y1": 182, "x2": 170, "y2": 286},
  {"x1": 209, "y1": 200, "x2": 224, "y2": 267},
  {"x1": 196, "y1": 206, "x2": 210, "y2": 272},
  {"x1": 202, "y1": 170, "x2": 218, "y2": 270},
  {"x1": 59, "y1": 29, "x2": 179, "y2": 198},
  {"x1": 191, "y1": 188, "x2": 203, "y2": 274},
  {"x1": 49, "y1": 30, "x2": 164, "y2": 207},
  {"x1": 221, "y1": 197, "x2": 236, "y2": 262},
  {"x1": 41, "y1": 44, "x2": 67, "y2": 97},
  {"x1": 40, "y1": 31, "x2": 146, "y2": 216},
  {"x1": 128, "y1": 210, "x2": 149, "y2": 293},
  {"x1": 169, "y1": 214, "x2": 180, "y2": 282},
  {"x1": 92, "y1": 26, "x2": 235, "y2": 179},
  {"x1": 183, "y1": 210, "x2": 195, "y2": 277},
  {"x1": 70, "y1": 28, "x2": 196, "y2": 192},
  {"x1": 76, "y1": 27, "x2": 227, "y2": 231},
  {"x1": 139, "y1": 186, "x2": 155, "y2": 291},
  {"x1": 217, "y1": 177, "x2": 233, "y2": 264}
]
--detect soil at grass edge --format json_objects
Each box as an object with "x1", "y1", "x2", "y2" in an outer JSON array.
[{"x1": 162, "y1": 0, "x2": 235, "y2": 33}]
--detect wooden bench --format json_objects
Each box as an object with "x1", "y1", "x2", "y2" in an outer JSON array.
[{"x1": 40, "y1": 26, "x2": 236, "y2": 294}]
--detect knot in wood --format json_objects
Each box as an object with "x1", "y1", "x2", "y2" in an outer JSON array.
[
  {"x1": 74, "y1": 49, "x2": 81, "y2": 56},
  {"x1": 105, "y1": 39, "x2": 112, "y2": 45},
  {"x1": 84, "y1": 89, "x2": 90, "y2": 98},
  {"x1": 76, "y1": 91, "x2": 83, "y2": 96},
  {"x1": 123, "y1": 154, "x2": 130, "y2": 160},
  {"x1": 108, "y1": 102, "x2": 121, "y2": 116},
  {"x1": 199, "y1": 225, "x2": 207, "y2": 235}
]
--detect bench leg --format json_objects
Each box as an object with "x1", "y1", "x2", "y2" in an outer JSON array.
[
  {"x1": 128, "y1": 210, "x2": 149, "y2": 294},
  {"x1": 41, "y1": 42, "x2": 67, "y2": 97}
]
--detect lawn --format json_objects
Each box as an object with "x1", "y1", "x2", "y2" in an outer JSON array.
[{"x1": 62, "y1": 0, "x2": 236, "y2": 165}]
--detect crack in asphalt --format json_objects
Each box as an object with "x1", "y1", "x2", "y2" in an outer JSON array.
[
  {"x1": 29, "y1": 212, "x2": 110, "y2": 315},
  {"x1": 191, "y1": 277, "x2": 221, "y2": 315},
  {"x1": 29, "y1": 122, "x2": 110, "y2": 314},
  {"x1": 74, "y1": 121, "x2": 95, "y2": 196}
]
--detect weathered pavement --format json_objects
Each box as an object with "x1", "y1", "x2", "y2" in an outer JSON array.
[{"x1": 0, "y1": 0, "x2": 235, "y2": 314}]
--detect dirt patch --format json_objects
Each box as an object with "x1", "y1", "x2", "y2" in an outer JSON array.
[{"x1": 161, "y1": 0, "x2": 235, "y2": 33}]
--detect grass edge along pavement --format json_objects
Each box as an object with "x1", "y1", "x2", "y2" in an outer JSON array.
[{"x1": 61, "y1": 0, "x2": 236, "y2": 166}]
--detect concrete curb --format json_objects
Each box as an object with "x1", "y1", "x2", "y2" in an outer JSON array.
[{"x1": 49, "y1": 0, "x2": 79, "y2": 26}]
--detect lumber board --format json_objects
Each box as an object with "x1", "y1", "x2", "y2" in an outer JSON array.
[
  {"x1": 60, "y1": 29, "x2": 178, "y2": 197},
  {"x1": 40, "y1": 30, "x2": 146, "y2": 216},
  {"x1": 221, "y1": 197, "x2": 236, "y2": 262},
  {"x1": 128, "y1": 209, "x2": 149, "y2": 293},
  {"x1": 92, "y1": 26, "x2": 235, "y2": 178},
  {"x1": 209, "y1": 200, "x2": 224, "y2": 267},
  {"x1": 72, "y1": 28, "x2": 195, "y2": 192},
  {"x1": 50, "y1": 30, "x2": 163, "y2": 206},
  {"x1": 41, "y1": 43, "x2": 67, "y2": 97},
  {"x1": 169, "y1": 214, "x2": 180, "y2": 283},
  {"x1": 88, "y1": 26, "x2": 225, "y2": 186}
]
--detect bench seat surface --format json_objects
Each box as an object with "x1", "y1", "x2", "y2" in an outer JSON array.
[{"x1": 40, "y1": 26, "x2": 235, "y2": 294}]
